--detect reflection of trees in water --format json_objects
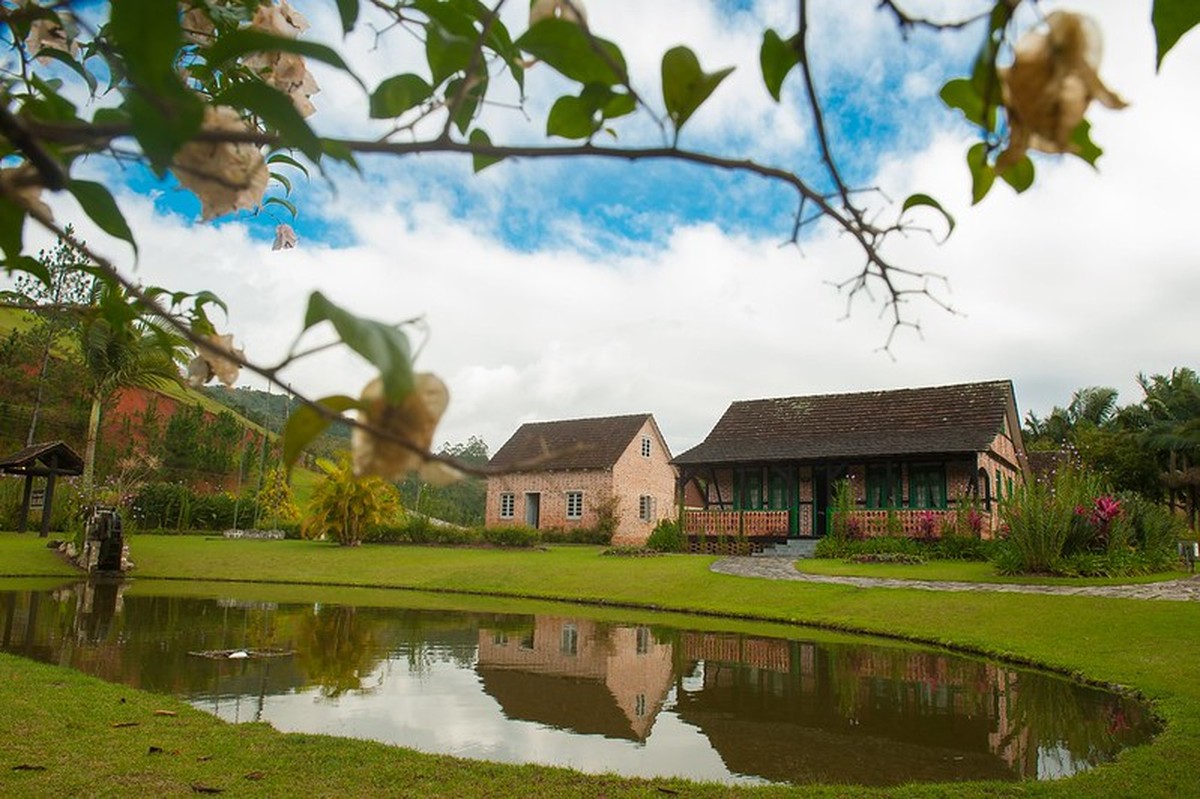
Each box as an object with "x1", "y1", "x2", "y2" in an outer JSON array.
[
  {"x1": 295, "y1": 605, "x2": 383, "y2": 699},
  {"x1": 1002, "y1": 671, "x2": 1154, "y2": 772}
]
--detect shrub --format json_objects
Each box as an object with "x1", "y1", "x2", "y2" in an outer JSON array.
[
  {"x1": 302, "y1": 457, "x2": 402, "y2": 546},
  {"x1": 646, "y1": 518, "x2": 684, "y2": 552},
  {"x1": 539, "y1": 526, "x2": 614, "y2": 545},
  {"x1": 850, "y1": 552, "x2": 925, "y2": 565},
  {"x1": 479, "y1": 525, "x2": 540, "y2": 548}
]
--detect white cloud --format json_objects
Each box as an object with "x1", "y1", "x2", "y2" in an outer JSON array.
[{"x1": 21, "y1": 0, "x2": 1199, "y2": 459}]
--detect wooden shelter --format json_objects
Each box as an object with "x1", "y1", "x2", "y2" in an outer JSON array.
[{"x1": 0, "y1": 441, "x2": 84, "y2": 537}]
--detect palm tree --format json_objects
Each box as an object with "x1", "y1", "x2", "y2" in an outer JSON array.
[{"x1": 79, "y1": 297, "x2": 186, "y2": 495}]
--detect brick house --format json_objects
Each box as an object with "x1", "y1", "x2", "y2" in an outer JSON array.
[
  {"x1": 674, "y1": 381, "x2": 1029, "y2": 542},
  {"x1": 485, "y1": 414, "x2": 676, "y2": 544}
]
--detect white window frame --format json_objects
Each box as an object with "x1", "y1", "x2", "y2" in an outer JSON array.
[
  {"x1": 638, "y1": 494, "x2": 655, "y2": 522},
  {"x1": 566, "y1": 490, "x2": 584, "y2": 520},
  {"x1": 499, "y1": 492, "x2": 515, "y2": 519},
  {"x1": 641, "y1": 435, "x2": 652, "y2": 458}
]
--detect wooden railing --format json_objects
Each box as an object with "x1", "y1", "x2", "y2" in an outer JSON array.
[{"x1": 683, "y1": 509, "x2": 789, "y2": 538}]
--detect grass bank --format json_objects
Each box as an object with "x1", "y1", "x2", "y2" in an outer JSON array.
[{"x1": 2, "y1": 533, "x2": 1200, "y2": 797}]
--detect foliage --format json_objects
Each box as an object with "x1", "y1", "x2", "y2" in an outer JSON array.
[
  {"x1": 815, "y1": 533, "x2": 996, "y2": 562},
  {"x1": 395, "y1": 438, "x2": 488, "y2": 526},
  {"x1": 589, "y1": 491, "x2": 622, "y2": 539},
  {"x1": 995, "y1": 467, "x2": 1184, "y2": 576},
  {"x1": 538, "y1": 526, "x2": 613, "y2": 545},
  {"x1": 829, "y1": 477, "x2": 858, "y2": 540},
  {"x1": 301, "y1": 457, "x2": 401, "y2": 546},
  {"x1": 849, "y1": 552, "x2": 926, "y2": 565},
  {"x1": 0, "y1": 474, "x2": 84, "y2": 534},
  {"x1": 130, "y1": 481, "x2": 260, "y2": 531},
  {"x1": 255, "y1": 466, "x2": 301, "y2": 529},
  {"x1": 646, "y1": 518, "x2": 684, "y2": 553},
  {"x1": 0, "y1": 2, "x2": 1190, "y2": 479},
  {"x1": 478, "y1": 524, "x2": 540, "y2": 548}
]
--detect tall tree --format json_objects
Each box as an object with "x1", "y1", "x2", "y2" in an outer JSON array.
[{"x1": 79, "y1": 289, "x2": 187, "y2": 494}]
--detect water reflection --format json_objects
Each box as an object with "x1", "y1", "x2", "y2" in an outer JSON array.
[{"x1": 0, "y1": 583, "x2": 1157, "y2": 787}]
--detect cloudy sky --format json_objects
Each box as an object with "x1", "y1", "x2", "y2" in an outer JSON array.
[{"x1": 32, "y1": 0, "x2": 1200, "y2": 456}]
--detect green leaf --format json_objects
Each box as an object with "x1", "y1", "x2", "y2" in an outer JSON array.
[
  {"x1": 3, "y1": 256, "x2": 52, "y2": 291},
  {"x1": 125, "y1": 85, "x2": 205, "y2": 171},
  {"x1": 216, "y1": 82, "x2": 321, "y2": 161},
  {"x1": 998, "y1": 155, "x2": 1035, "y2": 193},
  {"x1": 303, "y1": 292, "x2": 414, "y2": 401},
  {"x1": 321, "y1": 139, "x2": 359, "y2": 171},
  {"x1": 0, "y1": 196, "x2": 27, "y2": 261},
  {"x1": 901, "y1": 193, "x2": 956, "y2": 239},
  {"x1": 264, "y1": 196, "x2": 298, "y2": 218},
  {"x1": 370, "y1": 74, "x2": 433, "y2": 119},
  {"x1": 446, "y1": 73, "x2": 487, "y2": 134},
  {"x1": 967, "y1": 142, "x2": 995, "y2": 205},
  {"x1": 33, "y1": 47, "x2": 97, "y2": 95},
  {"x1": 270, "y1": 171, "x2": 293, "y2": 196},
  {"x1": 1069, "y1": 120, "x2": 1103, "y2": 168},
  {"x1": 1153, "y1": 0, "x2": 1200, "y2": 69},
  {"x1": 110, "y1": 0, "x2": 181, "y2": 94},
  {"x1": 516, "y1": 19, "x2": 627, "y2": 86},
  {"x1": 336, "y1": 0, "x2": 360, "y2": 34},
  {"x1": 205, "y1": 30, "x2": 364, "y2": 90},
  {"x1": 267, "y1": 152, "x2": 310, "y2": 179},
  {"x1": 426, "y1": 21, "x2": 475, "y2": 86},
  {"x1": 469, "y1": 129, "x2": 504, "y2": 173},
  {"x1": 283, "y1": 395, "x2": 361, "y2": 472},
  {"x1": 939, "y1": 77, "x2": 992, "y2": 130},
  {"x1": 68, "y1": 181, "x2": 138, "y2": 256},
  {"x1": 547, "y1": 94, "x2": 599, "y2": 140},
  {"x1": 661, "y1": 46, "x2": 734, "y2": 134},
  {"x1": 759, "y1": 29, "x2": 799, "y2": 102}
]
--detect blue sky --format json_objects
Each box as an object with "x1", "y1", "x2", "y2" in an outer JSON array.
[{"x1": 23, "y1": 1, "x2": 1200, "y2": 454}]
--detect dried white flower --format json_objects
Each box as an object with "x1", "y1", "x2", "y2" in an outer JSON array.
[
  {"x1": 997, "y1": 11, "x2": 1127, "y2": 170},
  {"x1": 530, "y1": 0, "x2": 587, "y2": 26},
  {"x1": 187, "y1": 333, "x2": 244, "y2": 388},
  {"x1": 180, "y1": 4, "x2": 215, "y2": 45},
  {"x1": 171, "y1": 105, "x2": 268, "y2": 220},
  {"x1": 243, "y1": 50, "x2": 320, "y2": 117},
  {"x1": 25, "y1": 13, "x2": 76, "y2": 64},
  {"x1": 251, "y1": 0, "x2": 309, "y2": 37},
  {"x1": 272, "y1": 223, "x2": 298, "y2": 250},
  {"x1": 352, "y1": 373, "x2": 450, "y2": 481}
]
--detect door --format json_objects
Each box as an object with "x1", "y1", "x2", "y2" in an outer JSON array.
[
  {"x1": 524, "y1": 492, "x2": 540, "y2": 528},
  {"x1": 813, "y1": 470, "x2": 829, "y2": 538}
]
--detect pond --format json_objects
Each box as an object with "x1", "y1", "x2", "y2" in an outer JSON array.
[{"x1": 0, "y1": 580, "x2": 1157, "y2": 787}]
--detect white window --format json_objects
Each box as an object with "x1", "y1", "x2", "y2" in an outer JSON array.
[
  {"x1": 560, "y1": 623, "x2": 578, "y2": 656},
  {"x1": 499, "y1": 492, "x2": 515, "y2": 519},
  {"x1": 566, "y1": 491, "x2": 583, "y2": 520},
  {"x1": 641, "y1": 435, "x2": 652, "y2": 458},
  {"x1": 639, "y1": 495, "x2": 655, "y2": 522}
]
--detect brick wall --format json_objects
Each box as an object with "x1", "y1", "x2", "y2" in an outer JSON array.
[
  {"x1": 484, "y1": 468, "x2": 613, "y2": 531},
  {"x1": 609, "y1": 418, "x2": 677, "y2": 545}
]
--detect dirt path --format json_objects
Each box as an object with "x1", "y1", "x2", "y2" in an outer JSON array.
[{"x1": 711, "y1": 556, "x2": 1200, "y2": 601}]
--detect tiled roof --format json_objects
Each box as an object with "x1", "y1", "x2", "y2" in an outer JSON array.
[
  {"x1": 489, "y1": 413, "x2": 653, "y2": 471},
  {"x1": 0, "y1": 440, "x2": 84, "y2": 475},
  {"x1": 674, "y1": 381, "x2": 1015, "y2": 465}
]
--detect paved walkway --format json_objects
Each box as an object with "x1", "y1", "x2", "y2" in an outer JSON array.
[{"x1": 711, "y1": 556, "x2": 1200, "y2": 601}]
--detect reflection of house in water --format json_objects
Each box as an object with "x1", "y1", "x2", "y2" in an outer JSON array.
[
  {"x1": 477, "y1": 616, "x2": 673, "y2": 741},
  {"x1": 676, "y1": 632, "x2": 1035, "y2": 785}
]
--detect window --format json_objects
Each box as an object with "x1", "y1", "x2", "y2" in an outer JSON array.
[
  {"x1": 499, "y1": 492, "x2": 515, "y2": 519},
  {"x1": 734, "y1": 467, "x2": 762, "y2": 510},
  {"x1": 566, "y1": 491, "x2": 583, "y2": 520},
  {"x1": 560, "y1": 623, "x2": 578, "y2": 656},
  {"x1": 641, "y1": 435, "x2": 652, "y2": 458},
  {"x1": 910, "y1": 464, "x2": 947, "y2": 509},
  {"x1": 639, "y1": 495, "x2": 655, "y2": 521},
  {"x1": 635, "y1": 693, "x2": 647, "y2": 718},
  {"x1": 636, "y1": 626, "x2": 651, "y2": 655},
  {"x1": 866, "y1": 464, "x2": 902, "y2": 509}
]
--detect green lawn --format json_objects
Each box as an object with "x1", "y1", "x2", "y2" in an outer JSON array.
[
  {"x1": 798, "y1": 557, "x2": 1188, "y2": 585},
  {"x1": 2, "y1": 533, "x2": 1200, "y2": 797}
]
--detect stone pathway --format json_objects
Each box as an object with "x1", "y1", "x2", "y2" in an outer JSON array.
[{"x1": 711, "y1": 556, "x2": 1200, "y2": 602}]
